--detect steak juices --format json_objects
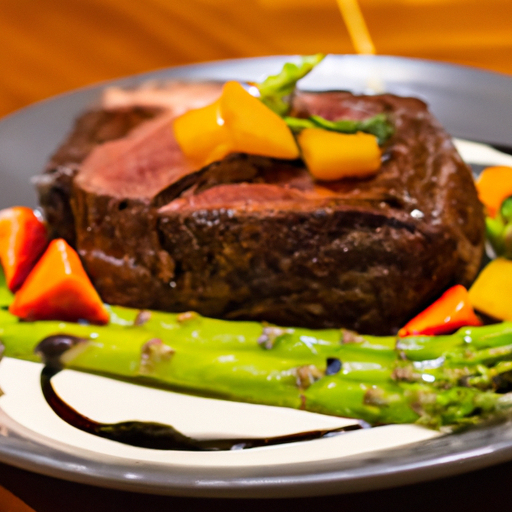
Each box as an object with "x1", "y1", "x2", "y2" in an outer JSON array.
[{"x1": 35, "y1": 81, "x2": 485, "y2": 335}]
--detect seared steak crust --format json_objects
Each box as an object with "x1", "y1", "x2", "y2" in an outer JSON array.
[
  {"x1": 37, "y1": 86, "x2": 485, "y2": 334},
  {"x1": 35, "y1": 107, "x2": 162, "y2": 244}
]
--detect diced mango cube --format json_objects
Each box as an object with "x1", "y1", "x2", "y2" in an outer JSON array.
[
  {"x1": 220, "y1": 81, "x2": 299, "y2": 160},
  {"x1": 173, "y1": 99, "x2": 230, "y2": 167},
  {"x1": 297, "y1": 129, "x2": 381, "y2": 181},
  {"x1": 173, "y1": 81, "x2": 299, "y2": 167}
]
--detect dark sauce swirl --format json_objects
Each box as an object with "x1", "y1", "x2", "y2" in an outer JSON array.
[{"x1": 41, "y1": 366, "x2": 363, "y2": 451}]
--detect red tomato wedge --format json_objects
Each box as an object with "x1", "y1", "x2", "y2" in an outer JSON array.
[
  {"x1": 9, "y1": 239, "x2": 109, "y2": 325},
  {"x1": 0, "y1": 207, "x2": 48, "y2": 292},
  {"x1": 398, "y1": 285, "x2": 481, "y2": 337}
]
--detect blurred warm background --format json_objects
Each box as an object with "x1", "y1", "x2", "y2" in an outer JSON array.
[{"x1": 1, "y1": 0, "x2": 512, "y2": 118}]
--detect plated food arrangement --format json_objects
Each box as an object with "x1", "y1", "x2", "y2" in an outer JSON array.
[
  {"x1": 35, "y1": 55, "x2": 484, "y2": 335},
  {"x1": 0, "y1": 55, "x2": 512, "y2": 496}
]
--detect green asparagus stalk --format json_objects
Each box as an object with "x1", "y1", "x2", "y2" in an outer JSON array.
[{"x1": 1, "y1": 302, "x2": 512, "y2": 429}]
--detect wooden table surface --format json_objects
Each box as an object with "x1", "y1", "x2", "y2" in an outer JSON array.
[
  {"x1": 2, "y1": 456, "x2": 512, "y2": 511},
  {"x1": 1, "y1": 0, "x2": 512, "y2": 118}
]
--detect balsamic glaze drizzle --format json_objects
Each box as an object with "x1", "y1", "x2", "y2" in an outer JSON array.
[{"x1": 40, "y1": 366, "x2": 362, "y2": 451}]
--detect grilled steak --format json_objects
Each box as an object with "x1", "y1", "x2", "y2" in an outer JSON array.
[
  {"x1": 36, "y1": 106, "x2": 163, "y2": 244},
  {"x1": 36, "y1": 84, "x2": 485, "y2": 335}
]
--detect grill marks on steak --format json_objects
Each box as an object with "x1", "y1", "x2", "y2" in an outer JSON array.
[{"x1": 38, "y1": 86, "x2": 485, "y2": 334}]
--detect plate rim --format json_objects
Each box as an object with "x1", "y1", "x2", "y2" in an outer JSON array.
[
  {"x1": 1, "y1": 402, "x2": 512, "y2": 498},
  {"x1": 3, "y1": 53, "x2": 512, "y2": 125}
]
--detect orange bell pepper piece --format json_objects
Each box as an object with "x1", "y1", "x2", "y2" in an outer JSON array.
[
  {"x1": 173, "y1": 81, "x2": 299, "y2": 168},
  {"x1": 9, "y1": 239, "x2": 109, "y2": 325},
  {"x1": 297, "y1": 129, "x2": 381, "y2": 181},
  {"x1": 0, "y1": 207, "x2": 48, "y2": 292},
  {"x1": 475, "y1": 166, "x2": 512, "y2": 217},
  {"x1": 398, "y1": 285, "x2": 482, "y2": 337},
  {"x1": 173, "y1": 99, "x2": 231, "y2": 168},
  {"x1": 220, "y1": 81, "x2": 299, "y2": 160},
  {"x1": 469, "y1": 258, "x2": 512, "y2": 321}
]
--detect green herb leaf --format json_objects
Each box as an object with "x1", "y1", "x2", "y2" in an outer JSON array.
[
  {"x1": 258, "y1": 55, "x2": 393, "y2": 144},
  {"x1": 285, "y1": 113, "x2": 394, "y2": 145},
  {"x1": 358, "y1": 114, "x2": 395, "y2": 145},
  {"x1": 257, "y1": 54, "x2": 325, "y2": 116},
  {"x1": 309, "y1": 116, "x2": 360, "y2": 133},
  {"x1": 283, "y1": 117, "x2": 317, "y2": 132}
]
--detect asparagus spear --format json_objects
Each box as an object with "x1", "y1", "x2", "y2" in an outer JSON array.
[{"x1": 1, "y1": 304, "x2": 511, "y2": 429}]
